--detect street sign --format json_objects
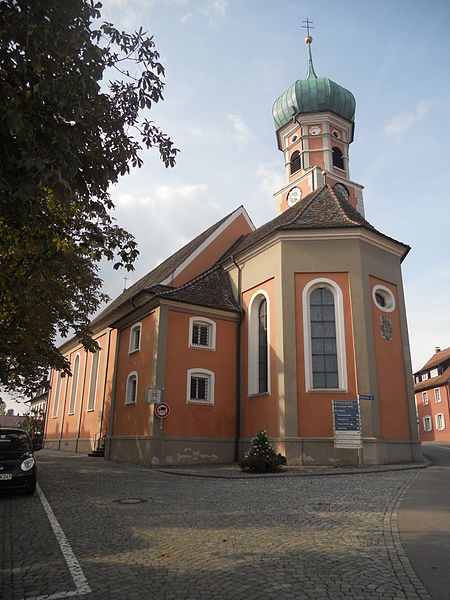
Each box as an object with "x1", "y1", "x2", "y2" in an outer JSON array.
[
  {"x1": 358, "y1": 394, "x2": 375, "y2": 401},
  {"x1": 154, "y1": 403, "x2": 170, "y2": 419},
  {"x1": 146, "y1": 388, "x2": 164, "y2": 404},
  {"x1": 332, "y1": 400, "x2": 362, "y2": 450}
]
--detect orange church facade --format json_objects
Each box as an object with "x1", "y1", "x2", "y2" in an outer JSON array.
[{"x1": 44, "y1": 36, "x2": 421, "y2": 466}]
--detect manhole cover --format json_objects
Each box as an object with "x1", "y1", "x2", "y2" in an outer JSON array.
[{"x1": 114, "y1": 498, "x2": 148, "y2": 505}]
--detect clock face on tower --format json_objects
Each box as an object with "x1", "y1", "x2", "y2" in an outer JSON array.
[
  {"x1": 287, "y1": 187, "x2": 302, "y2": 207},
  {"x1": 333, "y1": 183, "x2": 350, "y2": 202}
]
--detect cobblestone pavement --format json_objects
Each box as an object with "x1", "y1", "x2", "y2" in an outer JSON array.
[{"x1": 0, "y1": 451, "x2": 430, "y2": 600}]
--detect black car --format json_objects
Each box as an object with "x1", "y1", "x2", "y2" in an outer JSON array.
[{"x1": 0, "y1": 428, "x2": 38, "y2": 495}]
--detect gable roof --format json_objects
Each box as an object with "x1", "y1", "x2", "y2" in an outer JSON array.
[
  {"x1": 414, "y1": 347, "x2": 450, "y2": 375},
  {"x1": 223, "y1": 185, "x2": 410, "y2": 259},
  {"x1": 91, "y1": 206, "x2": 250, "y2": 329}
]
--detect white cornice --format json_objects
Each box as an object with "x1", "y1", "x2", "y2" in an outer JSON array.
[{"x1": 226, "y1": 228, "x2": 407, "y2": 267}]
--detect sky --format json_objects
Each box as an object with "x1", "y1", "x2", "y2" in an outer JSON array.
[{"x1": 4, "y1": 0, "x2": 450, "y2": 412}]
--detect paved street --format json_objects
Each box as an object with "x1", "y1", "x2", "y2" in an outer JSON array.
[
  {"x1": 1, "y1": 451, "x2": 430, "y2": 599},
  {"x1": 398, "y1": 442, "x2": 450, "y2": 600}
]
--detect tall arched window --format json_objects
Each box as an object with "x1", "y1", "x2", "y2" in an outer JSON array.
[
  {"x1": 302, "y1": 279, "x2": 347, "y2": 391},
  {"x1": 248, "y1": 291, "x2": 270, "y2": 395},
  {"x1": 332, "y1": 146, "x2": 344, "y2": 169},
  {"x1": 52, "y1": 372, "x2": 61, "y2": 418},
  {"x1": 290, "y1": 150, "x2": 301, "y2": 175},
  {"x1": 68, "y1": 354, "x2": 80, "y2": 414},
  {"x1": 258, "y1": 299, "x2": 268, "y2": 393}
]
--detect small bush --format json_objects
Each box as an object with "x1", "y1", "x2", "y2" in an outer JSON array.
[{"x1": 240, "y1": 430, "x2": 286, "y2": 473}]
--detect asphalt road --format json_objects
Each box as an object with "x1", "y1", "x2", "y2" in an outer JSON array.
[{"x1": 398, "y1": 442, "x2": 450, "y2": 600}]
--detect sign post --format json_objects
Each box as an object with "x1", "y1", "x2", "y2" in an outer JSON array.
[{"x1": 332, "y1": 400, "x2": 363, "y2": 466}]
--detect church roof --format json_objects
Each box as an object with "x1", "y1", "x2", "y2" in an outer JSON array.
[
  {"x1": 224, "y1": 185, "x2": 410, "y2": 259},
  {"x1": 91, "y1": 207, "x2": 245, "y2": 328},
  {"x1": 156, "y1": 265, "x2": 241, "y2": 313}
]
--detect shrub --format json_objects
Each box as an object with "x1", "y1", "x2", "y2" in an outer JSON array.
[{"x1": 240, "y1": 430, "x2": 286, "y2": 473}]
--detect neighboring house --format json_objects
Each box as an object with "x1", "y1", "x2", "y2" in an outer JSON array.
[
  {"x1": 25, "y1": 380, "x2": 50, "y2": 417},
  {"x1": 414, "y1": 347, "x2": 450, "y2": 442},
  {"x1": 44, "y1": 36, "x2": 421, "y2": 466},
  {"x1": 0, "y1": 414, "x2": 24, "y2": 428}
]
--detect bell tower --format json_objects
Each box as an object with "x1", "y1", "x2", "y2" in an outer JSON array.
[{"x1": 272, "y1": 25, "x2": 365, "y2": 215}]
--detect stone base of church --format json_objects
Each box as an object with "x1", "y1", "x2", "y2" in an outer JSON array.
[
  {"x1": 240, "y1": 436, "x2": 423, "y2": 467},
  {"x1": 105, "y1": 435, "x2": 236, "y2": 467},
  {"x1": 43, "y1": 437, "x2": 94, "y2": 453}
]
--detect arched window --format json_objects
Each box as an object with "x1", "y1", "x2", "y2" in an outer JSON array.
[
  {"x1": 87, "y1": 349, "x2": 100, "y2": 411},
  {"x1": 125, "y1": 372, "x2": 138, "y2": 405},
  {"x1": 188, "y1": 316, "x2": 216, "y2": 350},
  {"x1": 258, "y1": 299, "x2": 268, "y2": 393},
  {"x1": 68, "y1": 354, "x2": 80, "y2": 414},
  {"x1": 186, "y1": 368, "x2": 215, "y2": 405},
  {"x1": 302, "y1": 279, "x2": 347, "y2": 391},
  {"x1": 52, "y1": 372, "x2": 61, "y2": 418},
  {"x1": 248, "y1": 291, "x2": 270, "y2": 395},
  {"x1": 290, "y1": 150, "x2": 301, "y2": 175},
  {"x1": 129, "y1": 322, "x2": 142, "y2": 353},
  {"x1": 332, "y1": 146, "x2": 344, "y2": 169}
]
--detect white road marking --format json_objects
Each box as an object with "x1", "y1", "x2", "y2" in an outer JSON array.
[
  {"x1": 23, "y1": 485, "x2": 91, "y2": 600},
  {"x1": 434, "y1": 445, "x2": 450, "y2": 450}
]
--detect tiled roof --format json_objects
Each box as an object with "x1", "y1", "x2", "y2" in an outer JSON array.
[
  {"x1": 0, "y1": 415, "x2": 24, "y2": 428},
  {"x1": 224, "y1": 185, "x2": 409, "y2": 259},
  {"x1": 91, "y1": 207, "x2": 243, "y2": 328},
  {"x1": 157, "y1": 265, "x2": 241, "y2": 313},
  {"x1": 414, "y1": 364, "x2": 450, "y2": 392},
  {"x1": 415, "y1": 347, "x2": 450, "y2": 374}
]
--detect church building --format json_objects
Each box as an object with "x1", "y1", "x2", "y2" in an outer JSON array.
[{"x1": 44, "y1": 34, "x2": 421, "y2": 466}]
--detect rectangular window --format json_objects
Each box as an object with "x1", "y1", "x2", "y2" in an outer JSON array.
[
  {"x1": 423, "y1": 416, "x2": 432, "y2": 432},
  {"x1": 434, "y1": 388, "x2": 441, "y2": 403},
  {"x1": 430, "y1": 368, "x2": 439, "y2": 378},
  {"x1": 435, "y1": 413, "x2": 446, "y2": 431},
  {"x1": 192, "y1": 323, "x2": 210, "y2": 347},
  {"x1": 422, "y1": 373, "x2": 428, "y2": 381},
  {"x1": 380, "y1": 316, "x2": 393, "y2": 340},
  {"x1": 190, "y1": 376, "x2": 209, "y2": 402},
  {"x1": 422, "y1": 391, "x2": 428, "y2": 405}
]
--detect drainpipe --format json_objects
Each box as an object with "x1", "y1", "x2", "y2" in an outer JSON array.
[{"x1": 231, "y1": 255, "x2": 242, "y2": 463}]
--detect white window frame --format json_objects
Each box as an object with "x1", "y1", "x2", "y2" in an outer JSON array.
[
  {"x1": 435, "y1": 413, "x2": 446, "y2": 431},
  {"x1": 372, "y1": 284, "x2": 396, "y2": 313},
  {"x1": 423, "y1": 415, "x2": 432, "y2": 432},
  {"x1": 128, "y1": 322, "x2": 142, "y2": 354},
  {"x1": 302, "y1": 278, "x2": 347, "y2": 392},
  {"x1": 125, "y1": 372, "x2": 138, "y2": 405},
  {"x1": 188, "y1": 316, "x2": 216, "y2": 350},
  {"x1": 186, "y1": 368, "x2": 215, "y2": 405},
  {"x1": 434, "y1": 388, "x2": 441, "y2": 403},
  {"x1": 248, "y1": 290, "x2": 271, "y2": 395},
  {"x1": 422, "y1": 391, "x2": 428, "y2": 405},
  {"x1": 52, "y1": 372, "x2": 61, "y2": 418},
  {"x1": 87, "y1": 349, "x2": 100, "y2": 412},
  {"x1": 68, "y1": 353, "x2": 80, "y2": 415}
]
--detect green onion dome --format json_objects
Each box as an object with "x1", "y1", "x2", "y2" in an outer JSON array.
[{"x1": 272, "y1": 37, "x2": 356, "y2": 130}]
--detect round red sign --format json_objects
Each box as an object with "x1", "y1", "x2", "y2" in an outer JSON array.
[{"x1": 154, "y1": 402, "x2": 170, "y2": 418}]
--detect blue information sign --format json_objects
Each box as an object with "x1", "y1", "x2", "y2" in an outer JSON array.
[{"x1": 333, "y1": 400, "x2": 360, "y2": 431}]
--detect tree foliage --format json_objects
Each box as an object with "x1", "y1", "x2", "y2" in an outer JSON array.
[{"x1": 0, "y1": 1, "x2": 178, "y2": 392}]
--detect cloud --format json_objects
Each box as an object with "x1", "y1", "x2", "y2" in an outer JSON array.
[
  {"x1": 201, "y1": 0, "x2": 228, "y2": 19},
  {"x1": 383, "y1": 100, "x2": 431, "y2": 137},
  {"x1": 180, "y1": 12, "x2": 193, "y2": 23},
  {"x1": 256, "y1": 164, "x2": 285, "y2": 197},
  {"x1": 226, "y1": 114, "x2": 253, "y2": 143}
]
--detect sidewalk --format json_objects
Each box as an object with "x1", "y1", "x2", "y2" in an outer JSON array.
[{"x1": 155, "y1": 460, "x2": 428, "y2": 479}]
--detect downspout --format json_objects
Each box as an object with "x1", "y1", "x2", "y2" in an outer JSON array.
[{"x1": 231, "y1": 255, "x2": 242, "y2": 463}]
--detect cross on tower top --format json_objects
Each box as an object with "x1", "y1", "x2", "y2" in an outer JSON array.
[{"x1": 302, "y1": 18, "x2": 315, "y2": 42}]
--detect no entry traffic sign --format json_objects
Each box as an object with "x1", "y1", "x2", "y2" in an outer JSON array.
[{"x1": 154, "y1": 402, "x2": 170, "y2": 419}]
